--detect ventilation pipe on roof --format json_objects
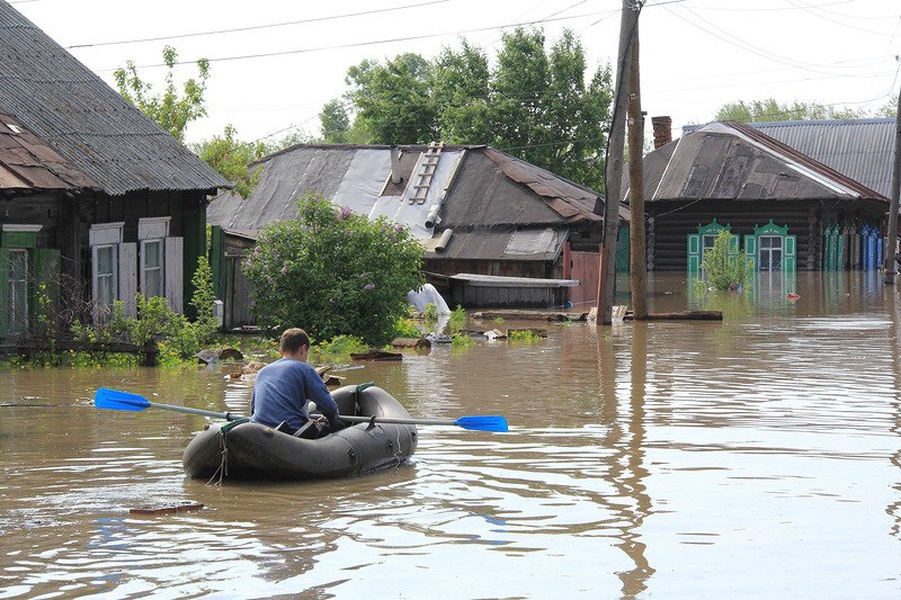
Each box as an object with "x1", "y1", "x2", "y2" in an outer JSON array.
[
  {"x1": 434, "y1": 228, "x2": 453, "y2": 253},
  {"x1": 425, "y1": 203, "x2": 442, "y2": 229},
  {"x1": 390, "y1": 145, "x2": 404, "y2": 185}
]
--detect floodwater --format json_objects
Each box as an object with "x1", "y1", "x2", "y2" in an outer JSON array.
[{"x1": 1, "y1": 271, "x2": 900, "y2": 599}]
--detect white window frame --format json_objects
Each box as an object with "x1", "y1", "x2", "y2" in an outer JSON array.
[
  {"x1": 94, "y1": 244, "x2": 118, "y2": 317},
  {"x1": 138, "y1": 217, "x2": 170, "y2": 300},
  {"x1": 8, "y1": 248, "x2": 28, "y2": 335},
  {"x1": 89, "y1": 222, "x2": 125, "y2": 322}
]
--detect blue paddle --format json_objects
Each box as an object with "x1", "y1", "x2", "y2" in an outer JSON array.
[{"x1": 93, "y1": 388, "x2": 509, "y2": 432}]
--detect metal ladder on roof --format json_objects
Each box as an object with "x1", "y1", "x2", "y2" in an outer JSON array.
[{"x1": 410, "y1": 142, "x2": 444, "y2": 204}]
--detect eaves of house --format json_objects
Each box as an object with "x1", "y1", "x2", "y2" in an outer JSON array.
[{"x1": 0, "y1": 1, "x2": 228, "y2": 197}]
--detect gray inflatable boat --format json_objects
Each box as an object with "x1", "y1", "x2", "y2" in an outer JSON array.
[{"x1": 182, "y1": 384, "x2": 417, "y2": 481}]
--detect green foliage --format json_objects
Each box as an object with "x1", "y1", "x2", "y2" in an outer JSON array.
[
  {"x1": 66, "y1": 259, "x2": 221, "y2": 364},
  {"x1": 192, "y1": 125, "x2": 266, "y2": 198},
  {"x1": 447, "y1": 305, "x2": 467, "y2": 333},
  {"x1": 320, "y1": 98, "x2": 352, "y2": 143},
  {"x1": 242, "y1": 193, "x2": 425, "y2": 345},
  {"x1": 699, "y1": 231, "x2": 754, "y2": 290},
  {"x1": 508, "y1": 329, "x2": 542, "y2": 342},
  {"x1": 189, "y1": 255, "x2": 218, "y2": 345},
  {"x1": 450, "y1": 332, "x2": 476, "y2": 348},
  {"x1": 423, "y1": 303, "x2": 440, "y2": 322},
  {"x1": 309, "y1": 334, "x2": 369, "y2": 364},
  {"x1": 346, "y1": 53, "x2": 438, "y2": 144},
  {"x1": 715, "y1": 98, "x2": 873, "y2": 123},
  {"x1": 114, "y1": 45, "x2": 209, "y2": 142},
  {"x1": 394, "y1": 316, "x2": 423, "y2": 339},
  {"x1": 332, "y1": 27, "x2": 613, "y2": 191}
]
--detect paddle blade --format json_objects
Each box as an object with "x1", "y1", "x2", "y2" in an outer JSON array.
[
  {"x1": 94, "y1": 388, "x2": 151, "y2": 412},
  {"x1": 453, "y1": 415, "x2": 509, "y2": 432}
]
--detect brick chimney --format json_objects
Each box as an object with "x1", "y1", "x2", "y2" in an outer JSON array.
[{"x1": 651, "y1": 116, "x2": 672, "y2": 149}]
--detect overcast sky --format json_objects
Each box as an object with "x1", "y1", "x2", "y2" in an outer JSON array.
[{"x1": 11, "y1": 0, "x2": 901, "y2": 148}]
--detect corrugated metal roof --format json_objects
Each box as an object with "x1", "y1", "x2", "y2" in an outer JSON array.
[
  {"x1": 0, "y1": 1, "x2": 228, "y2": 196},
  {"x1": 745, "y1": 118, "x2": 894, "y2": 199},
  {"x1": 684, "y1": 118, "x2": 895, "y2": 198},
  {"x1": 645, "y1": 122, "x2": 887, "y2": 204}
]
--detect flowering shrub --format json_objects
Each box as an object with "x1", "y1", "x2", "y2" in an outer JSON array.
[{"x1": 242, "y1": 193, "x2": 424, "y2": 345}]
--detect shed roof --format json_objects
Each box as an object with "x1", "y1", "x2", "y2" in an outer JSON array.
[
  {"x1": 0, "y1": 1, "x2": 228, "y2": 196},
  {"x1": 643, "y1": 122, "x2": 886, "y2": 204}
]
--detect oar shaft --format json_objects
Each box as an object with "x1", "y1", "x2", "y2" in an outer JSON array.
[
  {"x1": 337, "y1": 414, "x2": 455, "y2": 427},
  {"x1": 148, "y1": 401, "x2": 238, "y2": 421}
]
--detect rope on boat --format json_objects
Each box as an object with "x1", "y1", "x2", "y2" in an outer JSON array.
[{"x1": 206, "y1": 418, "x2": 247, "y2": 485}]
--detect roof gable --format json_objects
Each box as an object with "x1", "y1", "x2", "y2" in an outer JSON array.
[
  {"x1": 0, "y1": 1, "x2": 228, "y2": 196},
  {"x1": 645, "y1": 122, "x2": 886, "y2": 203}
]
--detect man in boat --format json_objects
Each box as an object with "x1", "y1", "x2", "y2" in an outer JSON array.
[{"x1": 249, "y1": 328, "x2": 344, "y2": 436}]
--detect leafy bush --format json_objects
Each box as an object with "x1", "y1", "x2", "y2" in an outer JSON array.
[
  {"x1": 447, "y1": 305, "x2": 467, "y2": 333},
  {"x1": 242, "y1": 193, "x2": 425, "y2": 346},
  {"x1": 699, "y1": 230, "x2": 753, "y2": 290},
  {"x1": 310, "y1": 334, "x2": 369, "y2": 364}
]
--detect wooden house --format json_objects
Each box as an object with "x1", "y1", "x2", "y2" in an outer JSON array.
[
  {"x1": 208, "y1": 143, "x2": 626, "y2": 326},
  {"x1": 636, "y1": 120, "x2": 889, "y2": 273},
  {"x1": 0, "y1": 1, "x2": 228, "y2": 342}
]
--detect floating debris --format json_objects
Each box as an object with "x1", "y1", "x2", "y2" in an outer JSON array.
[{"x1": 129, "y1": 501, "x2": 204, "y2": 516}]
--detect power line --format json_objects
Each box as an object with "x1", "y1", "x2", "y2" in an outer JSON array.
[
  {"x1": 67, "y1": 1, "x2": 452, "y2": 49},
  {"x1": 91, "y1": 9, "x2": 620, "y2": 71}
]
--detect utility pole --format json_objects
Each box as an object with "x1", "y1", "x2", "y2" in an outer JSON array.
[
  {"x1": 627, "y1": 23, "x2": 647, "y2": 320},
  {"x1": 884, "y1": 89, "x2": 901, "y2": 284},
  {"x1": 597, "y1": 0, "x2": 641, "y2": 324}
]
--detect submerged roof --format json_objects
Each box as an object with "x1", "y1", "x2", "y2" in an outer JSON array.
[
  {"x1": 643, "y1": 121, "x2": 886, "y2": 203},
  {"x1": 684, "y1": 118, "x2": 895, "y2": 199},
  {"x1": 209, "y1": 144, "x2": 614, "y2": 261},
  {"x1": 0, "y1": 1, "x2": 228, "y2": 196}
]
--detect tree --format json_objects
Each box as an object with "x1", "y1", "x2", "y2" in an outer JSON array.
[
  {"x1": 114, "y1": 46, "x2": 209, "y2": 142},
  {"x1": 345, "y1": 53, "x2": 438, "y2": 144},
  {"x1": 328, "y1": 28, "x2": 613, "y2": 191},
  {"x1": 432, "y1": 40, "x2": 493, "y2": 144},
  {"x1": 241, "y1": 193, "x2": 424, "y2": 345},
  {"x1": 715, "y1": 98, "x2": 871, "y2": 123},
  {"x1": 320, "y1": 98, "x2": 351, "y2": 143},
  {"x1": 192, "y1": 125, "x2": 266, "y2": 198}
]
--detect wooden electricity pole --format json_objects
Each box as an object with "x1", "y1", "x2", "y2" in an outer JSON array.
[
  {"x1": 597, "y1": 0, "x2": 641, "y2": 324},
  {"x1": 883, "y1": 90, "x2": 901, "y2": 284},
  {"x1": 627, "y1": 24, "x2": 647, "y2": 319}
]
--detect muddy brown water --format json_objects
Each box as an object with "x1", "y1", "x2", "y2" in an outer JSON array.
[{"x1": 1, "y1": 272, "x2": 899, "y2": 599}]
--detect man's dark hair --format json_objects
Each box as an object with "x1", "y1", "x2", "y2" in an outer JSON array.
[{"x1": 280, "y1": 328, "x2": 310, "y2": 355}]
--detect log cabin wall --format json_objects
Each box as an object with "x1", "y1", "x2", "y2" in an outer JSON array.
[{"x1": 646, "y1": 199, "x2": 882, "y2": 271}]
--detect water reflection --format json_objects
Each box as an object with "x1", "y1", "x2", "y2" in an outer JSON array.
[{"x1": 1, "y1": 272, "x2": 900, "y2": 598}]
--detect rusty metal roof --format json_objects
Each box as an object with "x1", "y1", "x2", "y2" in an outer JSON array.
[
  {"x1": 0, "y1": 109, "x2": 97, "y2": 190},
  {"x1": 0, "y1": 1, "x2": 228, "y2": 196},
  {"x1": 644, "y1": 122, "x2": 887, "y2": 204}
]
